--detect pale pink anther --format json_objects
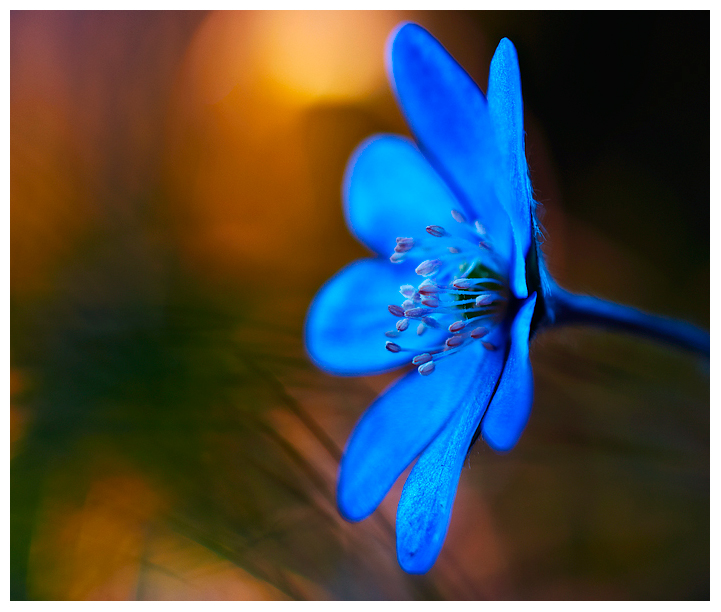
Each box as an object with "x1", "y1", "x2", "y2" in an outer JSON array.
[
  {"x1": 405, "y1": 307, "x2": 433, "y2": 318},
  {"x1": 450, "y1": 209, "x2": 466, "y2": 224},
  {"x1": 418, "y1": 361, "x2": 436, "y2": 376},
  {"x1": 412, "y1": 353, "x2": 433, "y2": 365},
  {"x1": 400, "y1": 284, "x2": 415, "y2": 298},
  {"x1": 421, "y1": 296, "x2": 440, "y2": 308},
  {"x1": 475, "y1": 294, "x2": 493, "y2": 307},
  {"x1": 415, "y1": 259, "x2": 441, "y2": 276},
  {"x1": 446, "y1": 335, "x2": 464, "y2": 348},
  {"x1": 426, "y1": 225, "x2": 447, "y2": 237},
  {"x1": 418, "y1": 279, "x2": 439, "y2": 295},
  {"x1": 385, "y1": 341, "x2": 402, "y2": 353},
  {"x1": 448, "y1": 320, "x2": 466, "y2": 332},
  {"x1": 422, "y1": 317, "x2": 440, "y2": 328},
  {"x1": 470, "y1": 326, "x2": 488, "y2": 339},
  {"x1": 396, "y1": 318, "x2": 409, "y2": 332},
  {"x1": 388, "y1": 304, "x2": 405, "y2": 317},
  {"x1": 452, "y1": 278, "x2": 476, "y2": 290},
  {"x1": 390, "y1": 252, "x2": 404, "y2": 263},
  {"x1": 481, "y1": 341, "x2": 497, "y2": 351}
]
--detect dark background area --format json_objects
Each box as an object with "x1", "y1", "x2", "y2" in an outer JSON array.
[{"x1": 11, "y1": 11, "x2": 709, "y2": 600}]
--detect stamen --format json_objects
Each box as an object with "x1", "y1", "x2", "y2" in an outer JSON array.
[
  {"x1": 388, "y1": 305, "x2": 405, "y2": 317},
  {"x1": 405, "y1": 307, "x2": 433, "y2": 318},
  {"x1": 452, "y1": 278, "x2": 496, "y2": 290},
  {"x1": 385, "y1": 341, "x2": 402, "y2": 353},
  {"x1": 385, "y1": 330, "x2": 400, "y2": 338},
  {"x1": 418, "y1": 361, "x2": 436, "y2": 376},
  {"x1": 417, "y1": 322, "x2": 426, "y2": 336},
  {"x1": 412, "y1": 353, "x2": 433, "y2": 365},
  {"x1": 446, "y1": 335, "x2": 464, "y2": 348},
  {"x1": 449, "y1": 320, "x2": 466, "y2": 332},
  {"x1": 475, "y1": 220, "x2": 486, "y2": 235},
  {"x1": 401, "y1": 299, "x2": 415, "y2": 310},
  {"x1": 400, "y1": 284, "x2": 415, "y2": 298},
  {"x1": 422, "y1": 317, "x2": 440, "y2": 329},
  {"x1": 390, "y1": 253, "x2": 404, "y2": 263},
  {"x1": 426, "y1": 225, "x2": 447, "y2": 237},
  {"x1": 395, "y1": 237, "x2": 414, "y2": 251},
  {"x1": 470, "y1": 326, "x2": 489, "y2": 339},
  {"x1": 421, "y1": 296, "x2": 440, "y2": 308},
  {"x1": 475, "y1": 294, "x2": 493, "y2": 307},
  {"x1": 396, "y1": 318, "x2": 409, "y2": 332},
  {"x1": 451, "y1": 209, "x2": 466, "y2": 224},
  {"x1": 481, "y1": 341, "x2": 497, "y2": 351},
  {"x1": 418, "y1": 279, "x2": 440, "y2": 295},
  {"x1": 415, "y1": 259, "x2": 442, "y2": 276}
]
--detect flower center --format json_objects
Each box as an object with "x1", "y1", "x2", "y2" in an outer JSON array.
[{"x1": 384, "y1": 209, "x2": 510, "y2": 376}]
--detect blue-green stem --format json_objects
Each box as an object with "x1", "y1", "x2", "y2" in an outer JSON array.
[{"x1": 544, "y1": 283, "x2": 709, "y2": 357}]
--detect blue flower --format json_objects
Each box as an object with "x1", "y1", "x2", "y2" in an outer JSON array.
[
  {"x1": 304, "y1": 22, "x2": 709, "y2": 575},
  {"x1": 305, "y1": 23, "x2": 541, "y2": 573}
]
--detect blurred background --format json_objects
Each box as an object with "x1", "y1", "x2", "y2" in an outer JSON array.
[{"x1": 10, "y1": 10, "x2": 709, "y2": 600}]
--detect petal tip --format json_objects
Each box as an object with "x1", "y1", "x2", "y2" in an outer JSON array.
[
  {"x1": 336, "y1": 472, "x2": 374, "y2": 523},
  {"x1": 397, "y1": 549, "x2": 435, "y2": 574}
]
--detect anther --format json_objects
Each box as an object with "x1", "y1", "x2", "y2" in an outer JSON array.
[
  {"x1": 390, "y1": 253, "x2": 404, "y2": 263},
  {"x1": 452, "y1": 278, "x2": 477, "y2": 290},
  {"x1": 426, "y1": 225, "x2": 447, "y2": 237},
  {"x1": 446, "y1": 335, "x2": 464, "y2": 348},
  {"x1": 405, "y1": 307, "x2": 433, "y2": 318},
  {"x1": 482, "y1": 341, "x2": 497, "y2": 351},
  {"x1": 475, "y1": 220, "x2": 486, "y2": 235},
  {"x1": 417, "y1": 322, "x2": 426, "y2": 336},
  {"x1": 450, "y1": 209, "x2": 466, "y2": 224},
  {"x1": 412, "y1": 353, "x2": 433, "y2": 365},
  {"x1": 396, "y1": 318, "x2": 409, "y2": 332},
  {"x1": 422, "y1": 317, "x2": 440, "y2": 329},
  {"x1": 395, "y1": 237, "x2": 414, "y2": 250},
  {"x1": 388, "y1": 304, "x2": 405, "y2": 317},
  {"x1": 415, "y1": 259, "x2": 441, "y2": 277},
  {"x1": 470, "y1": 326, "x2": 488, "y2": 339},
  {"x1": 421, "y1": 296, "x2": 440, "y2": 308},
  {"x1": 475, "y1": 294, "x2": 493, "y2": 307},
  {"x1": 400, "y1": 284, "x2": 415, "y2": 298},
  {"x1": 385, "y1": 330, "x2": 400, "y2": 338},
  {"x1": 385, "y1": 341, "x2": 402, "y2": 353},
  {"x1": 401, "y1": 299, "x2": 415, "y2": 310},
  {"x1": 418, "y1": 279, "x2": 440, "y2": 295},
  {"x1": 448, "y1": 320, "x2": 466, "y2": 333},
  {"x1": 448, "y1": 247, "x2": 461, "y2": 254},
  {"x1": 418, "y1": 361, "x2": 436, "y2": 376}
]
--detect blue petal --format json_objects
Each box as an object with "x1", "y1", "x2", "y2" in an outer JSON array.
[
  {"x1": 338, "y1": 340, "x2": 488, "y2": 522},
  {"x1": 481, "y1": 293, "x2": 537, "y2": 451},
  {"x1": 487, "y1": 38, "x2": 533, "y2": 299},
  {"x1": 344, "y1": 135, "x2": 465, "y2": 257},
  {"x1": 395, "y1": 335, "x2": 507, "y2": 573},
  {"x1": 387, "y1": 23, "x2": 515, "y2": 273},
  {"x1": 304, "y1": 258, "x2": 445, "y2": 376}
]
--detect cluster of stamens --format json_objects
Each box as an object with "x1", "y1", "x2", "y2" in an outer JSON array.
[{"x1": 384, "y1": 209, "x2": 509, "y2": 376}]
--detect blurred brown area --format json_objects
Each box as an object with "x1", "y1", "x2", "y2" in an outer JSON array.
[{"x1": 11, "y1": 10, "x2": 708, "y2": 600}]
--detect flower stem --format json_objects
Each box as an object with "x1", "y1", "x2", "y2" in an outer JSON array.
[{"x1": 545, "y1": 284, "x2": 709, "y2": 357}]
